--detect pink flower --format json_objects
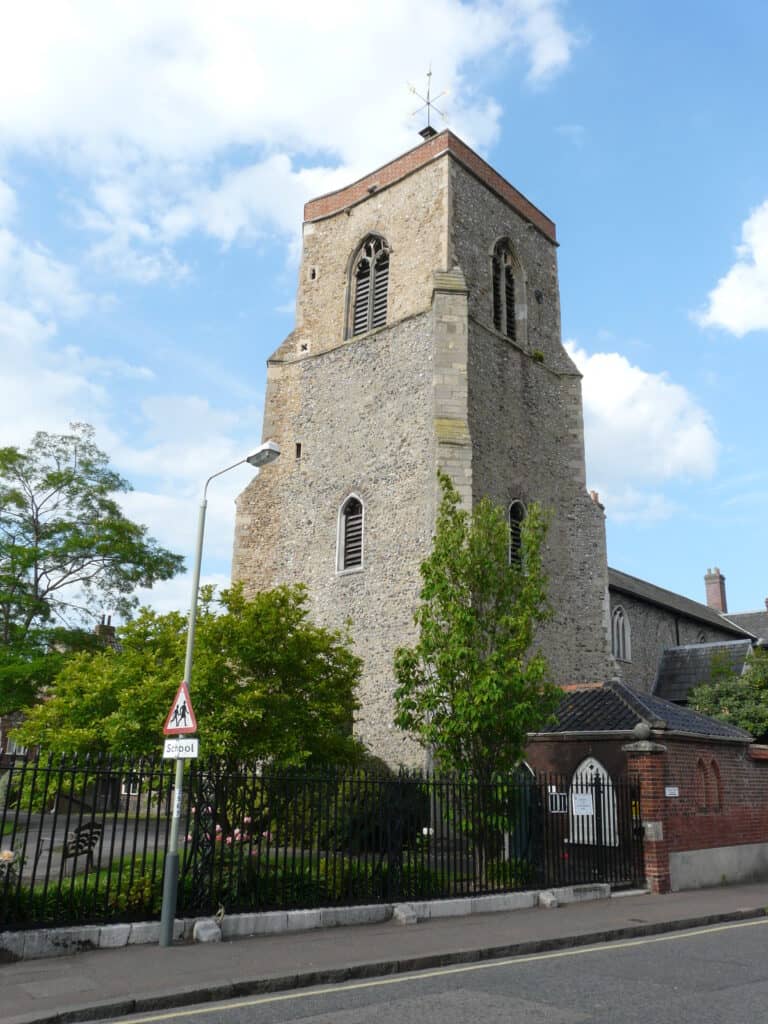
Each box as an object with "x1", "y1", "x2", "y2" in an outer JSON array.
[
  {"x1": 243, "y1": 816, "x2": 252, "y2": 824},
  {"x1": 225, "y1": 836, "x2": 233, "y2": 846},
  {"x1": 215, "y1": 824, "x2": 222, "y2": 832},
  {"x1": 186, "y1": 834, "x2": 192, "y2": 841}
]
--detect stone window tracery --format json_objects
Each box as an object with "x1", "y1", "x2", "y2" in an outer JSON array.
[
  {"x1": 350, "y1": 236, "x2": 390, "y2": 336},
  {"x1": 611, "y1": 606, "x2": 631, "y2": 662}
]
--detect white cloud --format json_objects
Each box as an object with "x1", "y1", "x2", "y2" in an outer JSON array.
[
  {"x1": 596, "y1": 488, "x2": 678, "y2": 525},
  {"x1": 0, "y1": 2, "x2": 576, "y2": 273},
  {"x1": 133, "y1": 573, "x2": 231, "y2": 617},
  {"x1": 0, "y1": 179, "x2": 16, "y2": 224},
  {"x1": 565, "y1": 341, "x2": 718, "y2": 522},
  {"x1": 516, "y1": 0, "x2": 576, "y2": 83},
  {"x1": 0, "y1": 313, "x2": 106, "y2": 444},
  {"x1": 696, "y1": 200, "x2": 768, "y2": 336},
  {"x1": 0, "y1": 3, "x2": 574, "y2": 159},
  {"x1": 87, "y1": 233, "x2": 190, "y2": 284},
  {"x1": 112, "y1": 392, "x2": 265, "y2": 570},
  {"x1": 0, "y1": 228, "x2": 90, "y2": 317}
]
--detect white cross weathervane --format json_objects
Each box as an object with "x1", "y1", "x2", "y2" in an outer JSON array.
[{"x1": 409, "y1": 66, "x2": 448, "y2": 139}]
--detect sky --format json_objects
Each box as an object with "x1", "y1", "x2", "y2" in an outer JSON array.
[{"x1": 0, "y1": 0, "x2": 766, "y2": 619}]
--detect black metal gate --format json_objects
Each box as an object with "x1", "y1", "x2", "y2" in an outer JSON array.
[{"x1": 537, "y1": 772, "x2": 644, "y2": 889}]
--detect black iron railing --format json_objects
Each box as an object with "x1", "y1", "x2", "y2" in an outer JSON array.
[{"x1": 0, "y1": 755, "x2": 644, "y2": 930}]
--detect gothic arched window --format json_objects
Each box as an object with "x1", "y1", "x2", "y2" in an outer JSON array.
[
  {"x1": 611, "y1": 606, "x2": 631, "y2": 662},
  {"x1": 492, "y1": 240, "x2": 521, "y2": 341},
  {"x1": 509, "y1": 500, "x2": 526, "y2": 567},
  {"x1": 351, "y1": 236, "x2": 390, "y2": 336},
  {"x1": 338, "y1": 495, "x2": 364, "y2": 571}
]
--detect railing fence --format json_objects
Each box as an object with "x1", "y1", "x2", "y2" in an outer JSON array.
[{"x1": 0, "y1": 755, "x2": 644, "y2": 930}]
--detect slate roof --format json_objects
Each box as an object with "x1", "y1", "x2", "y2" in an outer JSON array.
[
  {"x1": 725, "y1": 610, "x2": 768, "y2": 641},
  {"x1": 608, "y1": 567, "x2": 754, "y2": 637},
  {"x1": 533, "y1": 679, "x2": 752, "y2": 742},
  {"x1": 652, "y1": 640, "x2": 753, "y2": 703}
]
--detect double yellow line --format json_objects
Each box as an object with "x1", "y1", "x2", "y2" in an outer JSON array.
[{"x1": 122, "y1": 917, "x2": 768, "y2": 1023}]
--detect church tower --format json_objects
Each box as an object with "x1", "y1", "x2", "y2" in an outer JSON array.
[{"x1": 233, "y1": 131, "x2": 615, "y2": 766}]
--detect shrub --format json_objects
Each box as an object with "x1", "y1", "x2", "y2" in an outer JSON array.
[
  {"x1": 323, "y1": 772, "x2": 431, "y2": 855},
  {"x1": 485, "y1": 857, "x2": 537, "y2": 889}
]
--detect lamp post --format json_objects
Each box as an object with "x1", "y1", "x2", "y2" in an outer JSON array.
[{"x1": 159, "y1": 440, "x2": 280, "y2": 947}]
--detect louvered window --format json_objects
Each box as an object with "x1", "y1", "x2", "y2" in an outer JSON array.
[
  {"x1": 351, "y1": 236, "x2": 390, "y2": 336},
  {"x1": 492, "y1": 256, "x2": 502, "y2": 331},
  {"x1": 340, "y1": 496, "x2": 363, "y2": 570},
  {"x1": 505, "y1": 266, "x2": 516, "y2": 340},
  {"x1": 509, "y1": 500, "x2": 526, "y2": 567},
  {"x1": 492, "y1": 242, "x2": 519, "y2": 342}
]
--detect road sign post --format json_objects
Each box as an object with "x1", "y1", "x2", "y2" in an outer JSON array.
[{"x1": 158, "y1": 442, "x2": 280, "y2": 948}]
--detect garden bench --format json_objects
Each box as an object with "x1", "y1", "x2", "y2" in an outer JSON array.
[{"x1": 62, "y1": 821, "x2": 103, "y2": 872}]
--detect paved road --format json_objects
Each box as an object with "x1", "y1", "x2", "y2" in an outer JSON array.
[{"x1": 113, "y1": 917, "x2": 768, "y2": 1024}]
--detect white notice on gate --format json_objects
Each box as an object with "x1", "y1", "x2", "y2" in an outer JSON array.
[{"x1": 571, "y1": 793, "x2": 594, "y2": 816}]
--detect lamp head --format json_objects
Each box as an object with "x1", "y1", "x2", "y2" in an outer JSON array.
[{"x1": 246, "y1": 440, "x2": 281, "y2": 468}]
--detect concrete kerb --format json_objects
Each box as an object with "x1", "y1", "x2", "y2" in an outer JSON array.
[
  {"x1": 0, "y1": 884, "x2": 613, "y2": 963},
  {"x1": 6, "y1": 906, "x2": 768, "y2": 1024}
]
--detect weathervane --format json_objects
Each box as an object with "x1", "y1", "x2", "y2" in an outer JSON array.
[{"x1": 409, "y1": 66, "x2": 448, "y2": 139}]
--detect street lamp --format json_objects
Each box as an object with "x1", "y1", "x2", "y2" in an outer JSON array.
[{"x1": 159, "y1": 440, "x2": 280, "y2": 947}]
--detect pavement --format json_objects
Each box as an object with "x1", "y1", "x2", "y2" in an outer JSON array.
[{"x1": 2, "y1": 882, "x2": 767, "y2": 1024}]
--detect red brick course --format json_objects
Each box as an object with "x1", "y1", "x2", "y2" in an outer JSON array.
[
  {"x1": 303, "y1": 130, "x2": 557, "y2": 244},
  {"x1": 626, "y1": 738, "x2": 768, "y2": 893}
]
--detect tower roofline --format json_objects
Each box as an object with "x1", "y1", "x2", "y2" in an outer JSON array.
[{"x1": 303, "y1": 130, "x2": 557, "y2": 244}]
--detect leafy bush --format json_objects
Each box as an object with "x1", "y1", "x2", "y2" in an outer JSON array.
[
  {"x1": 323, "y1": 772, "x2": 431, "y2": 855},
  {"x1": 0, "y1": 857, "x2": 163, "y2": 928},
  {"x1": 485, "y1": 857, "x2": 537, "y2": 890}
]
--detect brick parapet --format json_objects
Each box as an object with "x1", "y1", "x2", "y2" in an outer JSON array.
[{"x1": 304, "y1": 131, "x2": 556, "y2": 244}]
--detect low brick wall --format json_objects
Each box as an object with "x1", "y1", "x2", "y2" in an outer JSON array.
[{"x1": 625, "y1": 738, "x2": 768, "y2": 893}]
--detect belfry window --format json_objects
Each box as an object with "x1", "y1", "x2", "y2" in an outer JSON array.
[
  {"x1": 509, "y1": 500, "x2": 526, "y2": 567},
  {"x1": 611, "y1": 606, "x2": 631, "y2": 662},
  {"x1": 351, "y1": 236, "x2": 390, "y2": 336},
  {"x1": 338, "y1": 496, "x2": 364, "y2": 571},
  {"x1": 492, "y1": 241, "x2": 519, "y2": 341}
]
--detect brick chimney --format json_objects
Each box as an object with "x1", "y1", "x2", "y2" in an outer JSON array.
[
  {"x1": 704, "y1": 567, "x2": 728, "y2": 613},
  {"x1": 94, "y1": 614, "x2": 117, "y2": 647}
]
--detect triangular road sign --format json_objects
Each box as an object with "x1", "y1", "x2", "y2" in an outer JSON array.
[{"x1": 163, "y1": 681, "x2": 197, "y2": 736}]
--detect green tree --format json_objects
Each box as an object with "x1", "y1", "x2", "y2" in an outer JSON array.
[
  {"x1": 0, "y1": 626, "x2": 101, "y2": 716},
  {"x1": 0, "y1": 424, "x2": 183, "y2": 711},
  {"x1": 394, "y1": 472, "x2": 559, "y2": 778},
  {"x1": 690, "y1": 646, "x2": 768, "y2": 742},
  {"x1": 13, "y1": 584, "x2": 364, "y2": 765},
  {"x1": 393, "y1": 473, "x2": 560, "y2": 867}
]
